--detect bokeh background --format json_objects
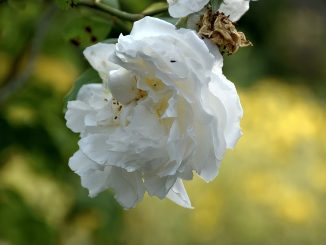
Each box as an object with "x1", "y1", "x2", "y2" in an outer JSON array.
[{"x1": 0, "y1": 0, "x2": 325, "y2": 244}]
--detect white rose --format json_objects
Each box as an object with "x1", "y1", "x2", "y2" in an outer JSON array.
[
  {"x1": 219, "y1": 0, "x2": 252, "y2": 22},
  {"x1": 167, "y1": 0, "x2": 209, "y2": 18},
  {"x1": 168, "y1": 0, "x2": 252, "y2": 21},
  {"x1": 65, "y1": 17, "x2": 243, "y2": 209}
]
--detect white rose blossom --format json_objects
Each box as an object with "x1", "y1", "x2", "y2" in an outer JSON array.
[
  {"x1": 219, "y1": 0, "x2": 252, "y2": 22},
  {"x1": 167, "y1": 0, "x2": 210, "y2": 18},
  {"x1": 168, "y1": 0, "x2": 252, "y2": 21},
  {"x1": 65, "y1": 17, "x2": 243, "y2": 209}
]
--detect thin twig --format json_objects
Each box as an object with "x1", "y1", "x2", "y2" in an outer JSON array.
[
  {"x1": 78, "y1": 0, "x2": 168, "y2": 21},
  {"x1": 0, "y1": 4, "x2": 57, "y2": 104},
  {"x1": 79, "y1": 5, "x2": 131, "y2": 33},
  {"x1": 79, "y1": 0, "x2": 143, "y2": 21},
  {"x1": 142, "y1": 5, "x2": 169, "y2": 16}
]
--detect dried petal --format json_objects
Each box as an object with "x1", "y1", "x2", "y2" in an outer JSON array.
[{"x1": 198, "y1": 9, "x2": 252, "y2": 55}]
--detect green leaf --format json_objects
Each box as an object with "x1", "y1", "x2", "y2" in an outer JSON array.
[
  {"x1": 102, "y1": 38, "x2": 118, "y2": 44},
  {"x1": 210, "y1": 0, "x2": 223, "y2": 13},
  {"x1": 142, "y1": 2, "x2": 167, "y2": 14},
  {"x1": 64, "y1": 14, "x2": 112, "y2": 48},
  {"x1": 175, "y1": 17, "x2": 188, "y2": 28},
  {"x1": 8, "y1": 0, "x2": 27, "y2": 10},
  {"x1": 101, "y1": 0, "x2": 120, "y2": 9},
  {"x1": 119, "y1": 0, "x2": 151, "y2": 12},
  {"x1": 159, "y1": 17, "x2": 178, "y2": 25},
  {"x1": 63, "y1": 69, "x2": 102, "y2": 113},
  {"x1": 55, "y1": 0, "x2": 79, "y2": 10}
]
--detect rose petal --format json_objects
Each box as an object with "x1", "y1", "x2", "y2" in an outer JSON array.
[
  {"x1": 167, "y1": 0, "x2": 210, "y2": 18},
  {"x1": 83, "y1": 43, "x2": 121, "y2": 82},
  {"x1": 167, "y1": 178, "x2": 192, "y2": 208},
  {"x1": 219, "y1": 0, "x2": 251, "y2": 22}
]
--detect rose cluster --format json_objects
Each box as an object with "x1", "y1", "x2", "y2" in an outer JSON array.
[{"x1": 65, "y1": 0, "x2": 253, "y2": 209}]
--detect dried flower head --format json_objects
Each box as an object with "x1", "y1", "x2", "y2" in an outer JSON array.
[{"x1": 198, "y1": 8, "x2": 252, "y2": 55}]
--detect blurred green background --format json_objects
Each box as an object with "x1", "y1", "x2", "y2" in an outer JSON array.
[{"x1": 0, "y1": 0, "x2": 325, "y2": 244}]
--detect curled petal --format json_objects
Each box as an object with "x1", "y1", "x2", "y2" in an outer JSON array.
[
  {"x1": 219, "y1": 0, "x2": 251, "y2": 22},
  {"x1": 69, "y1": 150, "x2": 145, "y2": 209},
  {"x1": 209, "y1": 65, "x2": 243, "y2": 148},
  {"x1": 84, "y1": 43, "x2": 121, "y2": 82},
  {"x1": 65, "y1": 84, "x2": 110, "y2": 134},
  {"x1": 144, "y1": 175, "x2": 177, "y2": 199},
  {"x1": 108, "y1": 167, "x2": 145, "y2": 209},
  {"x1": 167, "y1": 0, "x2": 210, "y2": 18},
  {"x1": 167, "y1": 178, "x2": 192, "y2": 208}
]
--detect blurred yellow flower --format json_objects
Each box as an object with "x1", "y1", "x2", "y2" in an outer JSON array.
[{"x1": 33, "y1": 55, "x2": 79, "y2": 93}]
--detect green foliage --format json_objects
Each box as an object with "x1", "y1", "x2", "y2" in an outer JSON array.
[
  {"x1": 120, "y1": 0, "x2": 154, "y2": 12},
  {"x1": 210, "y1": 0, "x2": 222, "y2": 13},
  {"x1": 63, "y1": 69, "x2": 102, "y2": 112},
  {"x1": 7, "y1": 0, "x2": 27, "y2": 10},
  {"x1": 55, "y1": 0, "x2": 79, "y2": 9},
  {"x1": 102, "y1": 0, "x2": 120, "y2": 9},
  {"x1": 159, "y1": 17, "x2": 178, "y2": 25},
  {"x1": 0, "y1": 189, "x2": 56, "y2": 244},
  {"x1": 142, "y1": 1, "x2": 167, "y2": 13},
  {"x1": 64, "y1": 14, "x2": 113, "y2": 49},
  {"x1": 0, "y1": 0, "x2": 41, "y2": 56}
]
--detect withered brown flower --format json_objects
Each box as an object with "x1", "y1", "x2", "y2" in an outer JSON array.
[{"x1": 198, "y1": 9, "x2": 252, "y2": 55}]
